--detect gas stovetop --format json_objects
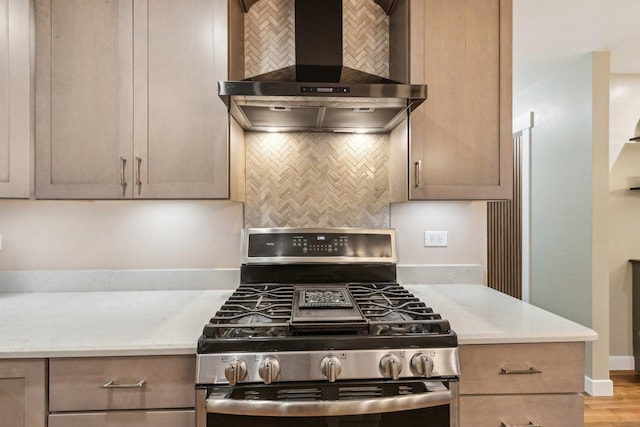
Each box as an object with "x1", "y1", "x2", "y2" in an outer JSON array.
[
  {"x1": 198, "y1": 282, "x2": 455, "y2": 353},
  {"x1": 196, "y1": 228, "x2": 459, "y2": 386}
]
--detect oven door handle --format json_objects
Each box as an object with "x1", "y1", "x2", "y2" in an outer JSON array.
[{"x1": 206, "y1": 388, "x2": 452, "y2": 417}]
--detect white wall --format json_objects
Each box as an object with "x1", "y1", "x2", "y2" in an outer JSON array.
[
  {"x1": 609, "y1": 74, "x2": 640, "y2": 358},
  {"x1": 390, "y1": 202, "x2": 487, "y2": 272},
  {"x1": 514, "y1": 53, "x2": 610, "y2": 383},
  {"x1": 0, "y1": 200, "x2": 244, "y2": 270},
  {"x1": 0, "y1": 199, "x2": 487, "y2": 272}
]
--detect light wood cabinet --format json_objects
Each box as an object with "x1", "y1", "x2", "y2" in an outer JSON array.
[
  {"x1": 0, "y1": 0, "x2": 31, "y2": 198},
  {"x1": 460, "y1": 394, "x2": 583, "y2": 427},
  {"x1": 0, "y1": 359, "x2": 47, "y2": 427},
  {"x1": 458, "y1": 342, "x2": 585, "y2": 426},
  {"x1": 404, "y1": 0, "x2": 513, "y2": 200},
  {"x1": 49, "y1": 410, "x2": 195, "y2": 427},
  {"x1": 35, "y1": 0, "x2": 229, "y2": 199},
  {"x1": 49, "y1": 355, "x2": 195, "y2": 427}
]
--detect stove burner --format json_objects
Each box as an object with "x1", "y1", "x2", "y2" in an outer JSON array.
[{"x1": 299, "y1": 289, "x2": 353, "y2": 308}]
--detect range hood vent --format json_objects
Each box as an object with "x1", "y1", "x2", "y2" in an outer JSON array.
[{"x1": 220, "y1": 0, "x2": 426, "y2": 133}]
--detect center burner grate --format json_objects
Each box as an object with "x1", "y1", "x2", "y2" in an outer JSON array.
[{"x1": 298, "y1": 289, "x2": 353, "y2": 308}]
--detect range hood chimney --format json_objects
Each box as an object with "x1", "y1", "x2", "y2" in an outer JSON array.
[{"x1": 220, "y1": 0, "x2": 426, "y2": 133}]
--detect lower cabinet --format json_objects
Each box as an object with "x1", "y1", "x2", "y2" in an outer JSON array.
[
  {"x1": 0, "y1": 359, "x2": 47, "y2": 427},
  {"x1": 460, "y1": 394, "x2": 583, "y2": 426},
  {"x1": 48, "y1": 355, "x2": 196, "y2": 427},
  {"x1": 458, "y1": 342, "x2": 585, "y2": 426},
  {"x1": 49, "y1": 410, "x2": 195, "y2": 427}
]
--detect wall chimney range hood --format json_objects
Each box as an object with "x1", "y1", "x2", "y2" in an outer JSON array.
[{"x1": 220, "y1": 0, "x2": 426, "y2": 133}]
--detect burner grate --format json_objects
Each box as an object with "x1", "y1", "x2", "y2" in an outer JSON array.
[
  {"x1": 203, "y1": 284, "x2": 294, "y2": 338},
  {"x1": 348, "y1": 283, "x2": 452, "y2": 335}
]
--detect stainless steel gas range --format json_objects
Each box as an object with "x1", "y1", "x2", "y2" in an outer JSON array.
[{"x1": 195, "y1": 228, "x2": 460, "y2": 427}]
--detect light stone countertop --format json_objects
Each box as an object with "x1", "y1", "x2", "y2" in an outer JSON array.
[
  {"x1": 406, "y1": 284, "x2": 598, "y2": 344},
  {"x1": 0, "y1": 290, "x2": 232, "y2": 358},
  {"x1": 0, "y1": 285, "x2": 596, "y2": 359}
]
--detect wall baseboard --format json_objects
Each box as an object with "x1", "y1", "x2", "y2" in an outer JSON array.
[
  {"x1": 584, "y1": 356, "x2": 635, "y2": 396},
  {"x1": 609, "y1": 355, "x2": 635, "y2": 371},
  {"x1": 584, "y1": 376, "x2": 613, "y2": 396}
]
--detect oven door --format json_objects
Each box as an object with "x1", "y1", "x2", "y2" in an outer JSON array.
[{"x1": 197, "y1": 379, "x2": 458, "y2": 427}]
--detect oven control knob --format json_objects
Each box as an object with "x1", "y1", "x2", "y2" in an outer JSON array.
[
  {"x1": 410, "y1": 353, "x2": 435, "y2": 378},
  {"x1": 224, "y1": 359, "x2": 248, "y2": 386},
  {"x1": 379, "y1": 354, "x2": 402, "y2": 380},
  {"x1": 320, "y1": 355, "x2": 342, "y2": 382},
  {"x1": 258, "y1": 357, "x2": 281, "y2": 384}
]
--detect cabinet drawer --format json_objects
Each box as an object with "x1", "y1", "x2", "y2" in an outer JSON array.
[
  {"x1": 460, "y1": 394, "x2": 583, "y2": 427},
  {"x1": 49, "y1": 356, "x2": 195, "y2": 412},
  {"x1": 459, "y1": 342, "x2": 584, "y2": 394},
  {"x1": 48, "y1": 410, "x2": 194, "y2": 427}
]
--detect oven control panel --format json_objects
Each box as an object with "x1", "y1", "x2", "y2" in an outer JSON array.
[{"x1": 242, "y1": 228, "x2": 397, "y2": 264}]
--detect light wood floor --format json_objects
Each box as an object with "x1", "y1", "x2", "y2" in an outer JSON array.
[{"x1": 585, "y1": 371, "x2": 640, "y2": 426}]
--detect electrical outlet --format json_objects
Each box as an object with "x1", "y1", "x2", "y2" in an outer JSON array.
[{"x1": 424, "y1": 231, "x2": 447, "y2": 247}]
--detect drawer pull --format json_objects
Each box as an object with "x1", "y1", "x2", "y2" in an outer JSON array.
[
  {"x1": 500, "y1": 367, "x2": 542, "y2": 375},
  {"x1": 102, "y1": 379, "x2": 146, "y2": 389},
  {"x1": 501, "y1": 422, "x2": 540, "y2": 427}
]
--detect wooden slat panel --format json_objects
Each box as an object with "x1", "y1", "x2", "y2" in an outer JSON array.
[{"x1": 488, "y1": 135, "x2": 522, "y2": 298}]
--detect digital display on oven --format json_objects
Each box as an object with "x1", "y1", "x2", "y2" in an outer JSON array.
[{"x1": 247, "y1": 233, "x2": 392, "y2": 258}]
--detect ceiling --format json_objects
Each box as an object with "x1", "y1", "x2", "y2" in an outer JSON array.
[{"x1": 513, "y1": 0, "x2": 640, "y2": 92}]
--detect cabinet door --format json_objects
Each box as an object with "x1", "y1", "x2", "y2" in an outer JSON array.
[
  {"x1": 0, "y1": 0, "x2": 30, "y2": 198},
  {"x1": 132, "y1": 0, "x2": 228, "y2": 199},
  {"x1": 409, "y1": 0, "x2": 512, "y2": 200},
  {"x1": 0, "y1": 359, "x2": 46, "y2": 427},
  {"x1": 35, "y1": 0, "x2": 134, "y2": 199}
]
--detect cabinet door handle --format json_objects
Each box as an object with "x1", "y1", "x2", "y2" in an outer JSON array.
[
  {"x1": 500, "y1": 367, "x2": 542, "y2": 375},
  {"x1": 102, "y1": 379, "x2": 146, "y2": 389},
  {"x1": 120, "y1": 157, "x2": 127, "y2": 197},
  {"x1": 414, "y1": 160, "x2": 422, "y2": 187},
  {"x1": 501, "y1": 422, "x2": 541, "y2": 427},
  {"x1": 135, "y1": 156, "x2": 142, "y2": 195}
]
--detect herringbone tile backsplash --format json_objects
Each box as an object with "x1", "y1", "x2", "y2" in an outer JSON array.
[
  {"x1": 343, "y1": 0, "x2": 389, "y2": 78},
  {"x1": 244, "y1": 0, "x2": 295, "y2": 78},
  {"x1": 245, "y1": 133, "x2": 390, "y2": 228}
]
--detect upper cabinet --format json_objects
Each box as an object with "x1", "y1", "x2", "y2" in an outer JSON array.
[
  {"x1": 0, "y1": 0, "x2": 30, "y2": 198},
  {"x1": 403, "y1": 0, "x2": 513, "y2": 200},
  {"x1": 35, "y1": 0, "x2": 229, "y2": 199}
]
